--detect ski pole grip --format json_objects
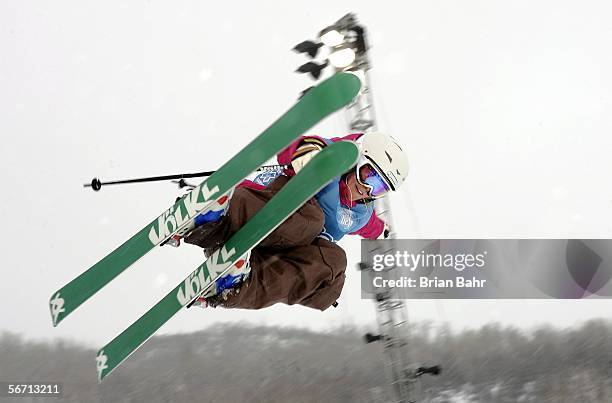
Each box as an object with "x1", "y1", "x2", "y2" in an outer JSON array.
[{"x1": 83, "y1": 178, "x2": 102, "y2": 191}]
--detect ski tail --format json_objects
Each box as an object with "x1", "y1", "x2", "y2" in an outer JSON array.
[
  {"x1": 50, "y1": 73, "x2": 361, "y2": 327},
  {"x1": 95, "y1": 141, "x2": 359, "y2": 381}
]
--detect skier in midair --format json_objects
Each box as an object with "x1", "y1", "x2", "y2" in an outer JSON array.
[{"x1": 176, "y1": 132, "x2": 409, "y2": 310}]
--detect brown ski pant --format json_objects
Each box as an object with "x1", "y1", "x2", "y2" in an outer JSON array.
[{"x1": 184, "y1": 176, "x2": 346, "y2": 311}]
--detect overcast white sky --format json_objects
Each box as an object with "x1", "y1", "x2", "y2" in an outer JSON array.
[{"x1": 1, "y1": 1, "x2": 612, "y2": 347}]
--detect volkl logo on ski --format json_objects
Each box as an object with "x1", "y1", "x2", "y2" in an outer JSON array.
[
  {"x1": 148, "y1": 182, "x2": 220, "y2": 244},
  {"x1": 176, "y1": 246, "x2": 236, "y2": 305},
  {"x1": 96, "y1": 350, "x2": 109, "y2": 382},
  {"x1": 49, "y1": 292, "x2": 66, "y2": 326}
]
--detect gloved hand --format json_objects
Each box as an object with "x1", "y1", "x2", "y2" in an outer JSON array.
[
  {"x1": 291, "y1": 148, "x2": 321, "y2": 174},
  {"x1": 377, "y1": 223, "x2": 391, "y2": 240}
]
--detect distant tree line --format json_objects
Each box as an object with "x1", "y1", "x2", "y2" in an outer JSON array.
[{"x1": 0, "y1": 320, "x2": 611, "y2": 402}]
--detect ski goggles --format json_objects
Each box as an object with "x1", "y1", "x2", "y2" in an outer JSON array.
[{"x1": 357, "y1": 163, "x2": 391, "y2": 198}]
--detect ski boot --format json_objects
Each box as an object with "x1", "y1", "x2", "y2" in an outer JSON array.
[
  {"x1": 165, "y1": 187, "x2": 235, "y2": 247},
  {"x1": 190, "y1": 249, "x2": 251, "y2": 309}
]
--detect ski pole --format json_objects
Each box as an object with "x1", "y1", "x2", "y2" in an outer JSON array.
[{"x1": 84, "y1": 165, "x2": 286, "y2": 191}]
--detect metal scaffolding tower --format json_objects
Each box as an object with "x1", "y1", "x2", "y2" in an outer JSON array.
[
  {"x1": 293, "y1": 14, "x2": 440, "y2": 401},
  {"x1": 334, "y1": 15, "x2": 421, "y2": 402}
]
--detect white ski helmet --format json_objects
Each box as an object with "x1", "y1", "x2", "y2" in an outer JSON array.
[{"x1": 356, "y1": 132, "x2": 409, "y2": 193}]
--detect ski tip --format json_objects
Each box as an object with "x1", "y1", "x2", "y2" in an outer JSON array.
[
  {"x1": 334, "y1": 71, "x2": 362, "y2": 90},
  {"x1": 307, "y1": 72, "x2": 362, "y2": 101},
  {"x1": 96, "y1": 349, "x2": 109, "y2": 382},
  {"x1": 49, "y1": 291, "x2": 65, "y2": 327}
]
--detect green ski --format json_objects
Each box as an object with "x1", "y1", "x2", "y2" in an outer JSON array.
[
  {"x1": 95, "y1": 141, "x2": 359, "y2": 381},
  {"x1": 50, "y1": 73, "x2": 361, "y2": 327}
]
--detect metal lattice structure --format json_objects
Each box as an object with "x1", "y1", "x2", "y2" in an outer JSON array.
[
  {"x1": 293, "y1": 14, "x2": 440, "y2": 402},
  {"x1": 331, "y1": 13, "x2": 422, "y2": 403}
]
